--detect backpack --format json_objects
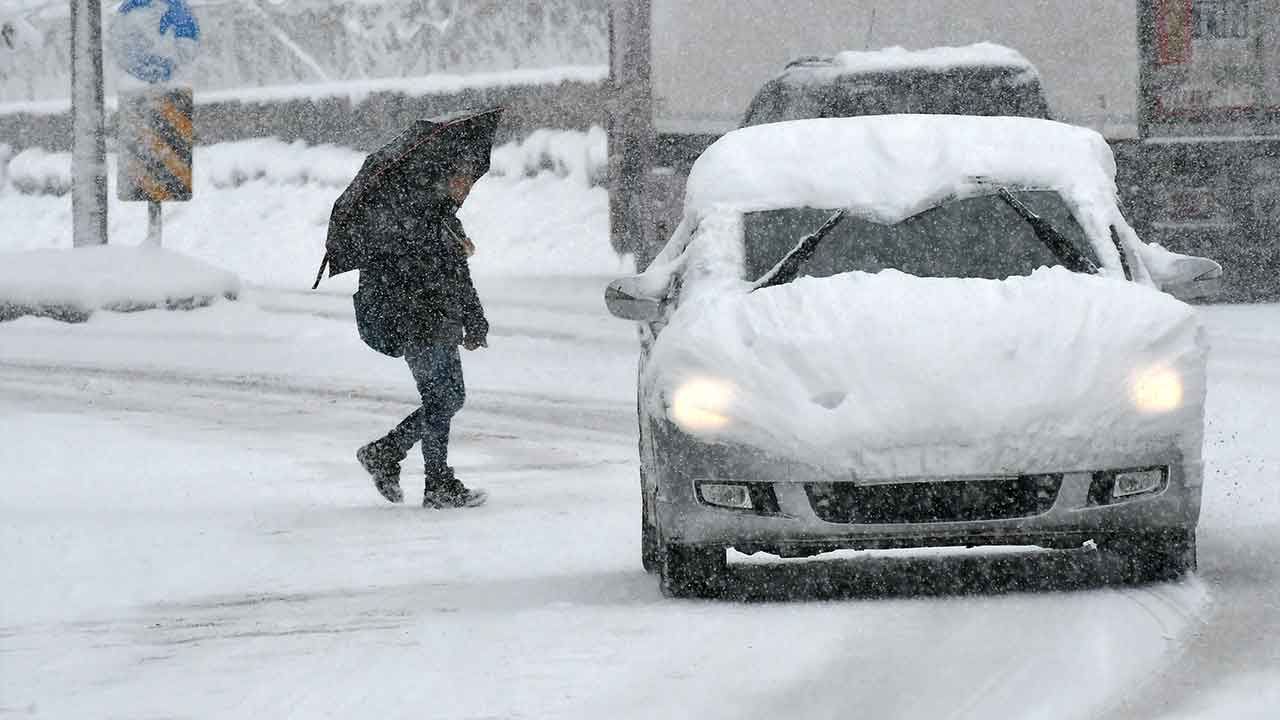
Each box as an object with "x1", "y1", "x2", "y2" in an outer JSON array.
[{"x1": 352, "y1": 269, "x2": 407, "y2": 358}]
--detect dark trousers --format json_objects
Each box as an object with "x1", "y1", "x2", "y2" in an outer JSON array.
[{"x1": 384, "y1": 343, "x2": 466, "y2": 478}]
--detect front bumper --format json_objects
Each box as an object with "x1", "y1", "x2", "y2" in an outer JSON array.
[{"x1": 653, "y1": 430, "x2": 1202, "y2": 554}]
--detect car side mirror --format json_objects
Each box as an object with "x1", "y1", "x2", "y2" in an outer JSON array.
[
  {"x1": 605, "y1": 276, "x2": 663, "y2": 321},
  {"x1": 1141, "y1": 246, "x2": 1223, "y2": 301},
  {"x1": 1164, "y1": 267, "x2": 1224, "y2": 302}
]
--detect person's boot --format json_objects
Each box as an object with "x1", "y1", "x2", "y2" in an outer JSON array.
[
  {"x1": 357, "y1": 440, "x2": 403, "y2": 503},
  {"x1": 422, "y1": 467, "x2": 487, "y2": 509}
]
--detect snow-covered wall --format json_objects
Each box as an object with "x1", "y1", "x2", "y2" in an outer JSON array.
[
  {"x1": 0, "y1": 69, "x2": 609, "y2": 153},
  {"x1": 0, "y1": 0, "x2": 607, "y2": 103}
]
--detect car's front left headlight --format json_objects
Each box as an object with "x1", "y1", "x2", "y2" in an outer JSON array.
[
  {"x1": 1130, "y1": 365, "x2": 1183, "y2": 413},
  {"x1": 670, "y1": 377, "x2": 736, "y2": 433}
]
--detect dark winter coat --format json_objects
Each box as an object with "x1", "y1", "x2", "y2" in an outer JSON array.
[{"x1": 353, "y1": 197, "x2": 488, "y2": 357}]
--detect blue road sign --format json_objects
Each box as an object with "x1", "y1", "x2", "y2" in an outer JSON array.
[{"x1": 113, "y1": 0, "x2": 200, "y2": 84}]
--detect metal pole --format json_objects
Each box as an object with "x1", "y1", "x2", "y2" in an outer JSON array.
[
  {"x1": 146, "y1": 200, "x2": 162, "y2": 247},
  {"x1": 70, "y1": 0, "x2": 108, "y2": 247}
]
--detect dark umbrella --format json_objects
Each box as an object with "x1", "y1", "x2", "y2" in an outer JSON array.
[{"x1": 312, "y1": 107, "x2": 503, "y2": 288}]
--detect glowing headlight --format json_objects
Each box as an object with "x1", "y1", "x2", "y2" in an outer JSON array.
[
  {"x1": 670, "y1": 377, "x2": 735, "y2": 432},
  {"x1": 1130, "y1": 366, "x2": 1183, "y2": 413}
]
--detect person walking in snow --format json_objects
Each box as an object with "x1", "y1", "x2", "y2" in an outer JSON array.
[
  {"x1": 313, "y1": 108, "x2": 502, "y2": 508},
  {"x1": 354, "y1": 160, "x2": 490, "y2": 509}
]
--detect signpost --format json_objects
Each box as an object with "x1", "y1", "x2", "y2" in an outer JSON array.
[
  {"x1": 71, "y1": 0, "x2": 109, "y2": 247},
  {"x1": 111, "y1": 0, "x2": 199, "y2": 247},
  {"x1": 117, "y1": 87, "x2": 193, "y2": 245}
]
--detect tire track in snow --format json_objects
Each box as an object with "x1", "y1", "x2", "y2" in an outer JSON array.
[
  {"x1": 1098, "y1": 529, "x2": 1280, "y2": 719},
  {"x1": 696, "y1": 548, "x2": 1214, "y2": 717},
  {"x1": 0, "y1": 359, "x2": 633, "y2": 443},
  {"x1": 1095, "y1": 306, "x2": 1280, "y2": 719}
]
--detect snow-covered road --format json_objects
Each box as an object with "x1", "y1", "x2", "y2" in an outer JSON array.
[{"x1": 2, "y1": 282, "x2": 1277, "y2": 719}]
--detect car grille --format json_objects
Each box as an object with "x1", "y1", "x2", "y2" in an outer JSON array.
[{"x1": 806, "y1": 475, "x2": 1062, "y2": 524}]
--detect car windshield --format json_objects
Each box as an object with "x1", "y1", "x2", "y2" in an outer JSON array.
[
  {"x1": 742, "y1": 191, "x2": 1100, "y2": 283},
  {"x1": 742, "y1": 67, "x2": 1048, "y2": 127}
]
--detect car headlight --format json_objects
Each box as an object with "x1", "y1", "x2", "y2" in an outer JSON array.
[
  {"x1": 1130, "y1": 366, "x2": 1183, "y2": 413},
  {"x1": 670, "y1": 377, "x2": 735, "y2": 433}
]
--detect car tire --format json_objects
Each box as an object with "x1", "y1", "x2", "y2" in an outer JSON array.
[
  {"x1": 658, "y1": 542, "x2": 728, "y2": 599},
  {"x1": 641, "y1": 477, "x2": 659, "y2": 574},
  {"x1": 1103, "y1": 528, "x2": 1197, "y2": 583}
]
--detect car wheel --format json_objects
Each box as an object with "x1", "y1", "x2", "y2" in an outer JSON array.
[
  {"x1": 1103, "y1": 528, "x2": 1197, "y2": 583},
  {"x1": 658, "y1": 542, "x2": 728, "y2": 599},
  {"x1": 641, "y1": 475, "x2": 659, "y2": 574}
]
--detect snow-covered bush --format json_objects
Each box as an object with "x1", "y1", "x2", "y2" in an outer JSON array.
[
  {"x1": 8, "y1": 147, "x2": 70, "y2": 196},
  {"x1": 2, "y1": 141, "x2": 365, "y2": 194},
  {"x1": 4, "y1": 128, "x2": 610, "y2": 197},
  {"x1": 0, "y1": 143, "x2": 11, "y2": 190},
  {"x1": 489, "y1": 126, "x2": 607, "y2": 187},
  {"x1": 196, "y1": 139, "x2": 365, "y2": 190}
]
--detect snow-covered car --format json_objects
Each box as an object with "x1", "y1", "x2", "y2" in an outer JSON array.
[{"x1": 605, "y1": 115, "x2": 1222, "y2": 598}]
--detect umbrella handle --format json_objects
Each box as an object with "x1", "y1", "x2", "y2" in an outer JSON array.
[{"x1": 311, "y1": 251, "x2": 329, "y2": 290}]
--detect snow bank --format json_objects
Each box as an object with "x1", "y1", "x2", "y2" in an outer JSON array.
[
  {"x1": 5, "y1": 128, "x2": 607, "y2": 195},
  {"x1": 488, "y1": 125, "x2": 607, "y2": 186},
  {"x1": 0, "y1": 131, "x2": 620, "y2": 286},
  {"x1": 460, "y1": 173, "x2": 621, "y2": 277},
  {"x1": 644, "y1": 266, "x2": 1207, "y2": 477},
  {"x1": 4, "y1": 142, "x2": 363, "y2": 195},
  {"x1": 0, "y1": 143, "x2": 11, "y2": 187},
  {"x1": 7, "y1": 146, "x2": 73, "y2": 195},
  {"x1": 196, "y1": 139, "x2": 366, "y2": 190},
  {"x1": 829, "y1": 42, "x2": 1038, "y2": 79},
  {"x1": 0, "y1": 247, "x2": 241, "y2": 322}
]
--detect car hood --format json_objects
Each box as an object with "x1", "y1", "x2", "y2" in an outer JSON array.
[{"x1": 643, "y1": 267, "x2": 1208, "y2": 478}]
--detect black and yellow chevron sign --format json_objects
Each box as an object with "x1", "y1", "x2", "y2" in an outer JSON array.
[{"x1": 117, "y1": 88, "x2": 194, "y2": 202}]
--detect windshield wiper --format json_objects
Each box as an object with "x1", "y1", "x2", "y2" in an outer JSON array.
[
  {"x1": 997, "y1": 188, "x2": 1098, "y2": 274},
  {"x1": 754, "y1": 209, "x2": 847, "y2": 290}
]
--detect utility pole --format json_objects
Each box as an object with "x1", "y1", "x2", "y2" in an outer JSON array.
[{"x1": 70, "y1": 0, "x2": 109, "y2": 247}]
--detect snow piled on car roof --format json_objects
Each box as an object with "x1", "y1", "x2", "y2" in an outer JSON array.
[
  {"x1": 826, "y1": 42, "x2": 1038, "y2": 78},
  {"x1": 685, "y1": 115, "x2": 1114, "y2": 223},
  {"x1": 681, "y1": 114, "x2": 1129, "y2": 273}
]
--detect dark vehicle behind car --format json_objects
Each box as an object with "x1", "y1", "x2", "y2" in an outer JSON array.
[{"x1": 740, "y1": 58, "x2": 1049, "y2": 128}]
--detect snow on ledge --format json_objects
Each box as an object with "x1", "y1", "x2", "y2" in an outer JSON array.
[{"x1": 0, "y1": 246, "x2": 241, "y2": 322}]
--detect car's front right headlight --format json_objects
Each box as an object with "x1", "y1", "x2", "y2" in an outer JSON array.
[
  {"x1": 1130, "y1": 365, "x2": 1184, "y2": 413},
  {"x1": 670, "y1": 377, "x2": 736, "y2": 433}
]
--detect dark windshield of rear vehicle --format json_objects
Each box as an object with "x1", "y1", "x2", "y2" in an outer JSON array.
[
  {"x1": 741, "y1": 68, "x2": 1049, "y2": 127},
  {"x1": 741, "y1": 191, "x2": 1100, "y2": 282}
]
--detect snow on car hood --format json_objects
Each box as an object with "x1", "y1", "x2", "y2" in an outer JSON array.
[{"x1": 643, "y1": 267, "x2": 1207, "y2": 478}]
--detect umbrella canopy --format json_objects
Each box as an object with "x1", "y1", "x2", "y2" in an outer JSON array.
[{"x1": 313, "y1": 107, "x2": 503, "y2": 287}]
